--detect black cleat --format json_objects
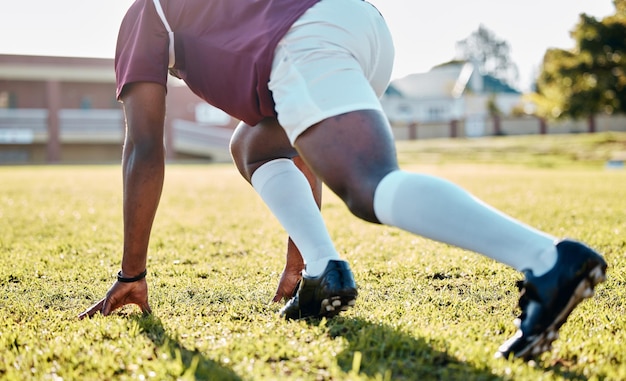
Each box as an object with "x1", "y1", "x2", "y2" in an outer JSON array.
[
  {"x1": 496, "y1": 239, "x2": 607, "y2": 360},
  {"x1": 280, "y1": 260, "x2": 357, "y2": 320}
]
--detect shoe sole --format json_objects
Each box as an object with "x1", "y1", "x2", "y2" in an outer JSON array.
[
  {"x1": 319, "y1": 295, "x2": 357, "y2": 318},
  {"x1": 512, "y1": 263, "x2": 607, "y2": 360}
]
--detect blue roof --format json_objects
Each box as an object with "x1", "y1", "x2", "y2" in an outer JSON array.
[
  {"x1": 477, "y1": 75, "x2": 521, "y2": 94},
  {"x1": 388, "y1": 61, "x2": 521, "y2": 99}
]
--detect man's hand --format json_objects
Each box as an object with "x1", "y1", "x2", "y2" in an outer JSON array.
[
  {"x1": 78, "y1": 279, "x2": 151, "y2": 319},
  {"x1": 272, "y1": 267, "x2": 303, "y2": 302}
]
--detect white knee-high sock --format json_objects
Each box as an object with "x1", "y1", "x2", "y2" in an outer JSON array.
[
  {"x1": 373, "y1": 170, "x2": 557, "y2": 275},
  {"x1": 251, "y1": 159, "x2": 340, "y2": 276}
]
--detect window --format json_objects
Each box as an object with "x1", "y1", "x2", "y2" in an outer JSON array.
[{"x1": 427, "y1": 106, "x2": 448, "y2": 121}]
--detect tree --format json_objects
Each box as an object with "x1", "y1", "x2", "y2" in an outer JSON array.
[
  {"x1": 455, "y1": 24, "x2": 520, "y2": 89},
  {"x1": 530, "y1": 2, "x2": 626, "y2": 127},
  {"x1": 614, "y1": 0, "x2": 626, "y2": 16}
]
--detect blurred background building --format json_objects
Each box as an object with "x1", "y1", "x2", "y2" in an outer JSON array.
[
  {"x1": 0, "y1": 54, "x2": 236, "y2": 164},
  {"x1": 1, "y1": 54, "x2": 625, "y2": 164}
]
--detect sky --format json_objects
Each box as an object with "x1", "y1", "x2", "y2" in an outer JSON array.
[{"x1": 0, "y1": 0, "x2": 617, "y2": 91}]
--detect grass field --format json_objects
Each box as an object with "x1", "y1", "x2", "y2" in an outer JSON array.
[{"x1": 1, "y1": 133, "x2": 625, "y2": 380}]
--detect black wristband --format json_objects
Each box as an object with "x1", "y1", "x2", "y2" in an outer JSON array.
[{"x1": 117, "y1": 269, "x2": 147, "y2": 283}]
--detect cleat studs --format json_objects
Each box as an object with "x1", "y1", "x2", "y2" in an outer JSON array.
[
  {"x1": 545, "y1": 344, "x2": 552, "y2": 352},
  {"x1": 590, "y1": 266, "x2": 607, "y2": 284},
  {"x1": 284, "y1": 261, "x2": 357, "y2": 319},
  {"x1": 348, "y1": 300, "x2": 356, "y2": 306}
]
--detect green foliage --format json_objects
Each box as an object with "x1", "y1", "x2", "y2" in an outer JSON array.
[
  {"x1": 615, "y1": 0, "x2": 626, "y2": 16},
  {"x1": 1, "y1": 134, "x2": 626, "y2": 380},
  {"x1": 532, "y1": 4, "x2": 626, "y2": 120}
]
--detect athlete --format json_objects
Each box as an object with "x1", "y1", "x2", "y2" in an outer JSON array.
[{"x1": 79, "y1": 0, "x2": 607, "y2": 360}]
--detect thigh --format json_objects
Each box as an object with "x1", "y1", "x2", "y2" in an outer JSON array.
[
  {"x1": 293, "y1": 109, "x2": 399, "y2": 221},
  {"x1": 229, "y1": 117, "x2": 298, "y2": 182}
]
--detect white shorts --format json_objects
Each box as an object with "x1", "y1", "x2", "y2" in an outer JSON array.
[{"x1": 269, "y1": 0, "x2": 395, "y2": 144}]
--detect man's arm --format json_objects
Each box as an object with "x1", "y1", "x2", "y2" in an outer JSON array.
[
  {"x1": 120, "y1": 82, "x2": 166, "y2": 278},
  {"x1": 79, "y1": 82, "x2": 166, "y2": 318}
]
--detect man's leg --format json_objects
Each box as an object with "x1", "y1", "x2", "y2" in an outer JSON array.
[
  {"x1": 231, "y1": 119, "x2": 341, "y2": 275},
  {"x1": 230, "y1": 119, "x2": 357, "y2": 318},
  {"x1": 293, "y1": 109, "x2": 607, "y2": 359},
  {"x1": 293, "y1": 110, "x2": 559, "y2": 274}
]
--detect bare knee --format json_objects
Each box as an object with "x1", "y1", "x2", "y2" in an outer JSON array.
[
  {"x1": 229, "y1": 124, "x2": 253, "y2": 181},
  {"x1": 328, "y1": 176, "x2": 383, "y2": 224},
  {"x1": 346, "y1": 194, "x2": 378, "y2": 223},
  {"x1": 229, "y1": 118, "x2": 299, "y2": 183}
]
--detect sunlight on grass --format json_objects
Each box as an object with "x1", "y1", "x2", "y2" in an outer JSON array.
[{"x1": 1, "y1": 134, "x2": 625, "y2": 380}]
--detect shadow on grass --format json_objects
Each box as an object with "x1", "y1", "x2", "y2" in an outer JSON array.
[
  {"x1": 132, "y1": 314, "x2": 241, "y2": 381},
  {"x1": 127, "y1": 314, "x2": 593, "y2": 380},
  {"x1": 324, "y1": 317, "x2": 501, "y2": 381},
  {"x1": 323, "y1": 317, "x2": 597, "y2": 380}
]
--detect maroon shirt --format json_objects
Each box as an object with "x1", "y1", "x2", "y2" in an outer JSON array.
[{"x1": 116, "y1": 0, "x2": 319, "y2": 125}]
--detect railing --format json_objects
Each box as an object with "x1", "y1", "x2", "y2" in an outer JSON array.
[
  {"x1": 172, "y1": 119, "x2": 233, "y2": 161},
  {"x1": 59, "y1": 109, "x2": 124, "y2": 143},
  {"x1": 0, "y1": 109, "x2": 48, "y2": 143},
  {"x1": 0, "y1": 108, "x2": 124, "y2": 144},
  {"x1": 0, "y1": 107, "x2": 239, "y2": 163}
]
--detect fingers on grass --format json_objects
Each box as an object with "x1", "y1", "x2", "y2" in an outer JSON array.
[
  {"x1": 78, "y1": 299, "x2": 105, "y2": 320},
  {"x1": 141, "y1": 303, "x2": 152, "y2": 315},
  {"x1": 271, "y1": 293, "x2": 285, "y2": 304}
]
